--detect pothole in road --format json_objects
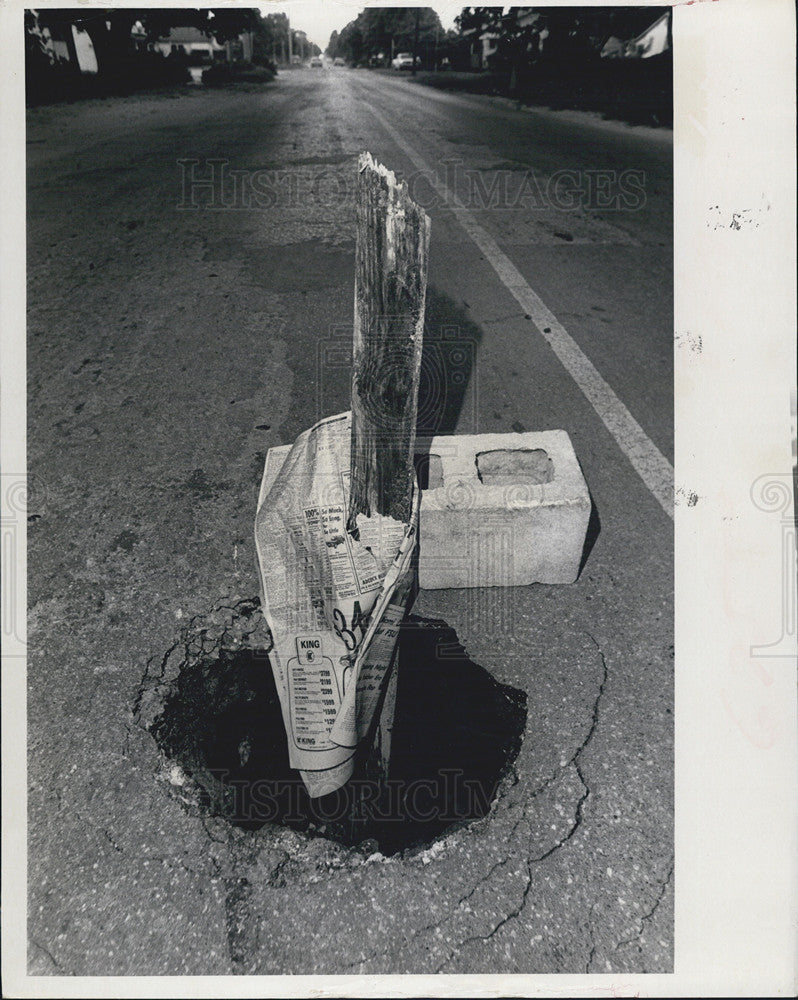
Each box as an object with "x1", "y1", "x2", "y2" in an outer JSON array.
[{"x1": 135, "y1": 600, "x2": 527, "y2": 856}]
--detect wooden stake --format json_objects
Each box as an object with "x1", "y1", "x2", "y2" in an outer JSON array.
[
  {"x1": 347, "y1": 154, "x2": 429, "y2": 799},
  {"x1": 348, "y1": 152, "x2": 430, "y2": 534}
]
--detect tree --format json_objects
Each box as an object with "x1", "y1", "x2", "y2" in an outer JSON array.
[
  {"x1": 454, "y1": 7, "x2": 501, "y2": 36},
  {"x1": 332, "y1": 8, "x2": 442, "y2": 66},
  {"x1": 326, "y1": 30, "x2": 339, "y2": 58},
  {"x1": 260, "y1": 12, "x2": 290, "y2": 63}
]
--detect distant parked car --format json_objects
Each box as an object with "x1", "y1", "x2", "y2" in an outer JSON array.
[
  {"x1": 391, "y1": 52, "x2": 418, "y2": 70},
  {"x1": 310, "y1": 55, "x2": 323, "y2": 67},
  {"x1": 333, "y1": 57, "x2": 345, "y2": 67}
]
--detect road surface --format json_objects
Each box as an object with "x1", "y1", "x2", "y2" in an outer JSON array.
[{"x1": 25, "y1": 67, "x2": 673, "y2": 976}]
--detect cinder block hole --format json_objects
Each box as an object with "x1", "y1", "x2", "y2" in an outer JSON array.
[
  {"x1": 476, "y1": 448, "x2": 554, "y2": 485},
  {"x1": 414, "y1": 452, "x2": 444, "y2": 490},
  {"x1": 147, "y1": 616, "x2": 526, "y2": 855}
]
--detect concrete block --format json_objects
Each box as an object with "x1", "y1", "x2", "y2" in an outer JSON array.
[
  {"x1": 418, "y1": 430, "x2": 590, "y2": 590},
  {"x1": 259, "y1": 430, "x2": 591, "y2": 591}
]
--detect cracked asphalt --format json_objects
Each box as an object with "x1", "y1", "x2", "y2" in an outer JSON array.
[{"x1": 26, "y1": 68, "x2": 673, "y2": 976}]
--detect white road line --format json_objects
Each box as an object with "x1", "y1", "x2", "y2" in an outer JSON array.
[{"x1": 362, "y1": 92, "x2": 674, "y2": 519}]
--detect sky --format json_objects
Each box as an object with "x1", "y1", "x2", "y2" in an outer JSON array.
[{"x1": 260, "y1": 1, "x2": 463, "y2": 51}]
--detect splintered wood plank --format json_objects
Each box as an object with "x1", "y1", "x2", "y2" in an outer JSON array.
[{"x1": 348, "y1": 152, "x2": 431, "y2": 533}]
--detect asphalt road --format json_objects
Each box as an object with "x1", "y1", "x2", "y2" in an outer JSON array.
[{"x1": 26, "y1": 67, "x2": 673, "y2": 976}]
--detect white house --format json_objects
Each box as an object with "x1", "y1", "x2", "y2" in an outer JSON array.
[
  {"x1": 600, "y1": 12, "x2": 671, "y2": 60},
  {"x1": 478, "y1": 32, "x2": 499, "y2": 68},
  {"x1": 29, "y1": 13, "x2": 98, "y2": 73},
  {"x1": 72, "y1": 26, "x2": 98, "y2": 72},
  {"x1": 625, "y1": 12, "x2": 671, "y2": 59},
  {"x1": 154, "y1": 26, "x2": 226, "y2": 62},
  {"x1": 153, "y1": 26, "x2": 254, "y2": 64}
]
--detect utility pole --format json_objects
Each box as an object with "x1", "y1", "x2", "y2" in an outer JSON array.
[
  {"x1": 412, "y1": 7, "x2": 419, "y2": 76},
  {"x1": 287, "y1": 16, "x2": 292, "y2": 63}
]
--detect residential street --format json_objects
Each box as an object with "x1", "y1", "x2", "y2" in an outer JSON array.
[{"x1": 26, "y1": 67, "x2": 673, "y2": 975}]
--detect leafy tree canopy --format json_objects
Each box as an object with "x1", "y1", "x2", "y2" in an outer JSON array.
[
  {"x1": 328, "y1": 8, "x2": 443, "y2": 63},
  {"x1": 455, "y1": 6, "x2": 670, "y2": 46}
]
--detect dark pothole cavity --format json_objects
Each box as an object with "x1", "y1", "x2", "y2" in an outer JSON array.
[{"x1": 137, "y1": 602, "x2": 526, "y2": 856}]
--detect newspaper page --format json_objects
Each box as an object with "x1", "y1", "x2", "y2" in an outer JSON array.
[{"x1": 254, "y1": 411, "x2": 417, "y2": 797}]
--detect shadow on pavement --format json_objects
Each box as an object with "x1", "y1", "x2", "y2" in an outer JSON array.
[
  {"x1": 416, "y1": 285, "x2": 483, "y2": 441},
  {"x1": 579, "y1": 490, "x2": 601, "y2": 576}
]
